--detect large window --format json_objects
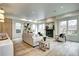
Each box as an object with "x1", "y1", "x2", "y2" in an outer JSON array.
[
  {"x1": 16, "y1": 23, "x2": 22, "y2": 33},
  {"x1": 31, "y1": 23, "x2": 45, "y2": 35},
  {"x1": 68, "y1": 20, "x2": 77, "y2": 35},
  {"x1": 68, "y1": 20, "x2": 77, "y2": 30},
  {"x1": 38, "y1": 24, "x2": 45, "y2": 35},
  {"x1": 59, "y1": 19, "x2": 77, "y2": 35},
  {"x1": 59, "y1": 21, "x2": 67, "y2": 34},
  {"x1": 31, "y1": 24, "x2": 38, "y2": 34}
]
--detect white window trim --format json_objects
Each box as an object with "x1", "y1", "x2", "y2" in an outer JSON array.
[{"x1": 58, "y1": 19, "x2": 77, "y2": 36}]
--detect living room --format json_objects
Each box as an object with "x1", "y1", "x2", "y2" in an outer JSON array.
[{"x1": 0, "y1": 3, "x2": 79, "y2": 56}]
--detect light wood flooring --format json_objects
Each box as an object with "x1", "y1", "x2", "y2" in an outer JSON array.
[
  {"x1": 13, "y1": 38, "x2": 79, "y2": 56},
  {"x1": 14, "y1": 41, "x2": 52, "y2": 56}
]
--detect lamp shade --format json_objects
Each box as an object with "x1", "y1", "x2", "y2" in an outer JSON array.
[
  {"x1": 0, "y1": 19, "x2": 4, "y2": 22},
  {"x1": 0, "y1": 8, "x2": 5, "y2": 14},
  {"x1": 0, "y1": 8, "x2": 5, "y2": 22},
  {"x1": 0, "y1": 14, "x2": 4, "y2": 19}
]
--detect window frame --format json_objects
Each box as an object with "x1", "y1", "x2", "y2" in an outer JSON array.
[
  {"x1": 15, "y1": 23, "x2": 22, "y2": 33},
  {"x1": 59, "y1": 19, "x2": 77, "y2": 36}
]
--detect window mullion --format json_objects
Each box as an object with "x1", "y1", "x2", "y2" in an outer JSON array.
[{"x1": 67, "y1": 20, "x2": 68, "y2": 35}]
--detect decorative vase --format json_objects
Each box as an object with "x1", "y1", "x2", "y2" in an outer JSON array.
[{"x1": 43, "y1": 37, "x2": 46, "y2": 41}]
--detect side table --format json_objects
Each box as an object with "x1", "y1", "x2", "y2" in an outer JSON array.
[{"x1": 39, "y1": 40, "x2": 50, "y2": 51}]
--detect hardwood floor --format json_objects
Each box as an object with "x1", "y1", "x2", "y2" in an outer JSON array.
[
  {"x1": 13, "y1": 38, "x2": 79, "y2": 56},
  {"x1": 14, "y1": 41, "x2": 51, "y2": 56}
]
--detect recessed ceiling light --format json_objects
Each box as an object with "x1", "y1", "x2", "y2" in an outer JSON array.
[
  {"x1": 60, "y1": 6, "x2": 63, "y2": 8},
  {"x1": 21, "y1": 19, "x2": 27, "y2": 21}
]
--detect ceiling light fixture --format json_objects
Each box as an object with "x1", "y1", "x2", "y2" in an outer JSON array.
[{"x1": 0, "y1": 8, "x2": 5, "y2": 22}]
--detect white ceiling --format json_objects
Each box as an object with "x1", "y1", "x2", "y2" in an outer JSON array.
[{"x1": 0, "y1": 3, "x2": 79, "y2": 20}]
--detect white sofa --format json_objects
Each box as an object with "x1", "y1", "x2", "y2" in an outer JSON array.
[
  {"x1": 22, "y1": 32, "x2": 43, "y2": 47},
  {"x1": 0, "y1": 33, "x2": 14, "y2": 56}
]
